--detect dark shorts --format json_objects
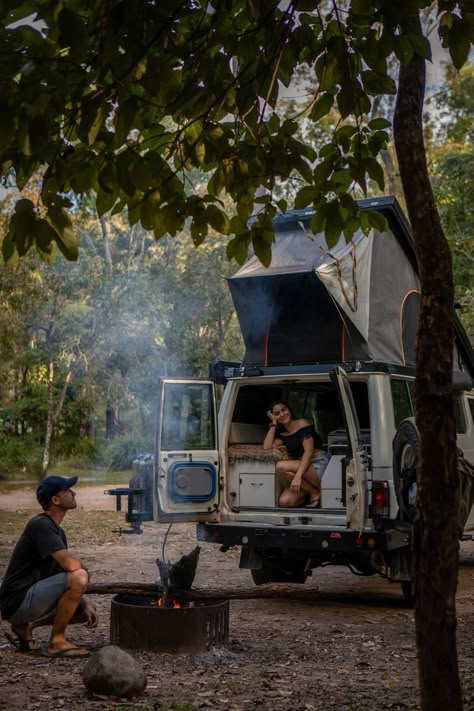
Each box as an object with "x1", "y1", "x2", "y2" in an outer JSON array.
[{"x1": 7, "y1": 573, "x2": 69, "y2": 624}]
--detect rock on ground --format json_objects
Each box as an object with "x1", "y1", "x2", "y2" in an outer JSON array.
[{"x1": 82, "y1": 645, "x2": 147, "y2": 698}]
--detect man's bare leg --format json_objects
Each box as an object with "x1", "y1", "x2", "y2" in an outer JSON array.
[{"x1": 48, "y1": 569, "x2": 89, "y2": 653}]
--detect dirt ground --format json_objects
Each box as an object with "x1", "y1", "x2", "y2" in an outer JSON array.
[{"x1": 1, "y1": 485, "x2": 474, "y2": 711}]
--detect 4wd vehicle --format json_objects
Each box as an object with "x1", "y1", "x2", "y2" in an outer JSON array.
[{"x1": 109, "y1": 196, "x2": 474, "y2": 599}]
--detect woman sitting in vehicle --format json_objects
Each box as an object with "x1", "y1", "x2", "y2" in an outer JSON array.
[{"x1": 263, "y1": 401, "x2": 329, "y2": 508}]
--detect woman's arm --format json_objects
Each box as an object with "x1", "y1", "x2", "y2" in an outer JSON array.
[
  {"x1": 263, "y1": 424, "x2": 283, "y2": 450},
  {"x1": 263, "y1": 410, "x2": 282, "y2": 449},
  {"x1": 290, "y1": 435, "x2": 315, "y2": 492}
]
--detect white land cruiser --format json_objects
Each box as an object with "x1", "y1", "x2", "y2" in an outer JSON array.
[{"x1": 109, "y1": 196, "x2": 474, "y2": 600}]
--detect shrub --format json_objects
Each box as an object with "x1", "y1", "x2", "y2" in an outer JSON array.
[
  {"x1": 100, "y1": 433, "x2": 154, "y2": 470},
  {"x1": 0, "y1": 437, "x2": 43, "y2": 476}
]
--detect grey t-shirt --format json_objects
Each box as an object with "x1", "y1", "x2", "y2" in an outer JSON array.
[{"x1": 0, "y1": 513, "x2": 67, "y2": 620}]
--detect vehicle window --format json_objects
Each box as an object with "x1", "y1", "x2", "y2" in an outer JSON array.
[
  {"x1": 161, "y1": 382, "x2": 215, "y2": 450},
  {"x1": 233, "y1": 385, "x2": 283, "y2": 424},
  {"x1": 468, "y1": 397, "x2": 474, "y2": 426},
  {"x1": 454, "y1": 392, "x2": 467, "y2": 434},
  {"x1": 391, "y1": 379, "x2": 413, "y2": 426}
]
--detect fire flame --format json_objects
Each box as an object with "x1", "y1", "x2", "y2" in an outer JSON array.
[{"x1": 154, "y1": 597, "x2": 182, "y2": 608}]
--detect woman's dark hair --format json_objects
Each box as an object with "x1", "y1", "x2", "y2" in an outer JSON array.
[{"x1": 269, "y1": 400, "x2": 296, "y2": 419}]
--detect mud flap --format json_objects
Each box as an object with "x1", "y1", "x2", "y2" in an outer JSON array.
[{"x1": 239, "y1": 546, "x2": 262, "y2": 570}]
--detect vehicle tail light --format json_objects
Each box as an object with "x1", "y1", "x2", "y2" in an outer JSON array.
[{"x1": 371, "y1": 480, "x2": 389, "y2": 526}]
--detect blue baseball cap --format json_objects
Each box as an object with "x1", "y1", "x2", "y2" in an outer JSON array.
[{"x1": 36, "y1": 475, "x2": 78, "y2": 507}]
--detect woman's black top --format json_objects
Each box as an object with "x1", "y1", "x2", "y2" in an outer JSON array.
[{"x1": 276, "y1": 424, "x2": 323, "y2": 459}]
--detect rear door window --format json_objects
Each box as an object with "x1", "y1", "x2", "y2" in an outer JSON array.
[{"x1": 391, "y1": 379, "x2": 414, "y2": 426}]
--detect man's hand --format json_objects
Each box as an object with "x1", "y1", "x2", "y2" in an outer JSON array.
[{"x1": 82, "y1": 599, "x2": 99, "y2": 628}]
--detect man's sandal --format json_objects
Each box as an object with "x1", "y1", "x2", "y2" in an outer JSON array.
[{"x1": 4, "y1": 631, "x2": 38, "y2": 654}]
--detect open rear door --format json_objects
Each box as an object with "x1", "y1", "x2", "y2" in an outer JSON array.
[
  {"x1": 154, "y1": 379, "x2": 220, "y2": 523},
  {"x1": 330, "y1": 367, "x2": 369, "y2": 533}
]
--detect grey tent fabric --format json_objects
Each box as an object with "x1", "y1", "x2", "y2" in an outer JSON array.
[{"x1": 228, "y1": 197, "x2": 473, "y2": 388}]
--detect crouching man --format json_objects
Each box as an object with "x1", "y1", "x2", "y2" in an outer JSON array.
[{"x1": 0, "y1": 475, "x2": 98, "y2": 658}]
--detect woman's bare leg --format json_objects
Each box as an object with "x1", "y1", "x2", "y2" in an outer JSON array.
[{"x1": 276, "y1": 460, "x2": 320, "y2": 507}]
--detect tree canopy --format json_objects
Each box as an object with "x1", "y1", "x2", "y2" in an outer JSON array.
[{"x1": 1, "y1": 1, "x2": 472, "y2": 267}]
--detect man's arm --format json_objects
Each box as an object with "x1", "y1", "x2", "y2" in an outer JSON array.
[
  {"x1": 51, "y1": 548, "x2": 83, "y2": 572},
  {"x1": 51, "y1": 549, "x2": 99, "y2": 627}
]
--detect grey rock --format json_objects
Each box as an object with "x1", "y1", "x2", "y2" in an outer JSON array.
[{"x1": 82, "y1": 645, "x2": 147, "y2": 698}]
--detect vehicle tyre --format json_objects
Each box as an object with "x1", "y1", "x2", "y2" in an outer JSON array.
[
  {"x1": 251, "y1": 562, "x2": 308, "y2": 585},
  {"x1": 393, "y1": 418, "x2": 418, "y2": 523}
]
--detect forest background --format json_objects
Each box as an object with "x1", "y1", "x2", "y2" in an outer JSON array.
[{"x1": 0, "y1": 58, "x2": 473, "y2": 481}]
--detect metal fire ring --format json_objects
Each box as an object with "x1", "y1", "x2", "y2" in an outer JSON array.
[{"x1": 110, "y1": 594, "x2": 229, "y2": 653}]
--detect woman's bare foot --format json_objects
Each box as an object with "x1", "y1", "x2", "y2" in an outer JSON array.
[{"x1": 306, "y1": 496, "x2": 321, "y2": 508}]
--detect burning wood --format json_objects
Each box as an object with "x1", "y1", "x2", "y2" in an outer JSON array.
[
  {"x1": 155, "y1": 546, "x2": 201, "y2": 607},
  {"x1": 87, "y1": 582, "x2": 320, "y2": 600}
]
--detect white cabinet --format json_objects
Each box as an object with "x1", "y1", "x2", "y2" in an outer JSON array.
[{"x1": 239, "y1": 472, "x2": 275, "y2": 507}]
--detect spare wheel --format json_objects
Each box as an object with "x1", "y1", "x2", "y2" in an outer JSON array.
[{"x1": 393, "y1": 418, "x2": 418, "y2": 523}]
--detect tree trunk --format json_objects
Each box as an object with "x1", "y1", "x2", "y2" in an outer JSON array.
[
  {"x1": 393, "y1": 33, "x2": 461, "y2": 711},
  {"x1": 100, "y1": 214, "x2": 113, "y2": 273},
  {"x1": 41, "y1": 365, "x2": 73, "y2": 478},
  {"x1": 41, "y1": 357, "x2": 55, "y2": 477}
]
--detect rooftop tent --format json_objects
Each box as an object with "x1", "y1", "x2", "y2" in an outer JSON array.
[{"x1": 228, "y1": 196, "x2": 474, "y2": 388}]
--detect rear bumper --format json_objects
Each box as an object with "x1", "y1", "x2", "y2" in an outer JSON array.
[{"x1": 197, "y1": 520, "x2": 410, "y2": 554}]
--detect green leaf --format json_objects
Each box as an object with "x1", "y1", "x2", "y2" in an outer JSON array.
[
  {"x1": 368, "y1": 117, "x2": 391, "y2": 130},
  {"x1": 324, "y1": 201, "x2": 343, "y2": 247},
  {"x1": 0, "y1": 110, "x2": 16, "y2": 153},
  {"x1": 206, "y1": 204, "x2": 231, "y2": 235},
  {"x1": 252, "y1": 236, "x2": 272, "y2": 267},
  {"x1": 35, "y1": 219, "x2": 59, "y2": 265},
  {"x1": 236, "y1": 191, "x2": 254, "y2": 223},
  {"x1": 394, "y1": 35, "x2": 414, "y2": 65},
  {"x1": 141, "y1": 191, "x2": 161, "y2": 230},
  {"x1": 191, "y1": 216, "x2": 208, "y2": 246},
  {"x1": 96, "y1": 190, "x2": 117, "y2": 218},
  {"x1": 276, "y1": 199, "x2": 287, "y2": 213},
  {"x1": 1, "y1": 225, "x2": 18, "y2": 267},
  {"x1": 337, "y1": 82, "x2": 355, "y2": 120},
  {"x1": 310, "y1": 206, "x2": 327, "y2": 235},
  {"x1": 310, "y1": 92, "x2": 334, "y2": 121},
  {"x1": 363, "y1": 157, "x2": 385, "y2": 190},
  {"x1": 366, "y1": 209, "x2": 388, "y2": 233},
  {"x1": 361, "y1": 70, "x2": 396, "y2": 95},
  {"x1": 13, "y1": 199, "x2": 37, "y2": 256},
  {"x1": 408, "y1": 33, "x2": 432, "y2": 62},
  {"x1": 114, "y1": 97, "x2": 139, "y2": 145},
  {"x1": 58, "y1": 7, "x2": 88, "y2": 56},
  {"x1": 153, "y1": 209, "x2": 169, "y2": 240},
  {"x1": 45, "y1": 199, "x2": 78, "y2": 261},
  {"x1": 294, "y1": 186, "x2": 316, "y2": 209},
  {"x1": 447, "y1": 21, "x2": 471, "y2": 70},
  {"x1": 313, "y1": 159, "x2": 333, "y2": 185},
  {"x1": 227, "y1": 235, "x2": 249, "y2": 264}
]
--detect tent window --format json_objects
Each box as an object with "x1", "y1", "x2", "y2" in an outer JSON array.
[{"x1": 391, "y1": 379, "x2": 413, "y2": 426}]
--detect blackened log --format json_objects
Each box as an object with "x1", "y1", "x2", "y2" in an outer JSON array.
[{"x1": 87, "y1": 582, "x2": 319, "y2": 599}]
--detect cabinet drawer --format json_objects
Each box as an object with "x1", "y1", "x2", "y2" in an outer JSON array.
[{"x1": 239, "y1": 473, "x2": 275, "y2": 507}]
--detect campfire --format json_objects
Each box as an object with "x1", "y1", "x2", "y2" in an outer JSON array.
[
  {"x1": 109, "y1": 546, "x2": 229, "y2": 653},
  {"x1": 152, "y1": 597, "x2": 185, "y2": 609}
]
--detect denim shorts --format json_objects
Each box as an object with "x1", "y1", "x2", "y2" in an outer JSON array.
[
  {"x1": 311, "y1": 451, "x2": 329, "y2": 479},
  {"x1": 7, "y1": 572, "x2": 69, "y2": 624}
]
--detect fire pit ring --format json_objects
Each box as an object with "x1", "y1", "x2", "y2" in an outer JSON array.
[{"x1": 110, "y1": 594, "x2": 229, "y2": 653}]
